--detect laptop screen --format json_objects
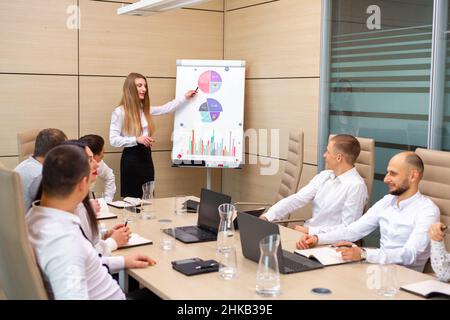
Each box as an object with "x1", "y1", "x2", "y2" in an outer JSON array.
[
  {"x1": 237, "y1": 212, "x2": 284, "y2": 264},
  {"x1": 197, "y1": 188, "x2": 232, "y2": 233}
]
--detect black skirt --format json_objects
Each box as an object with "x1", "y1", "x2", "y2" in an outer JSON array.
[{"x1": 120, "y1": 144, "x2": 154, "y2": 198}]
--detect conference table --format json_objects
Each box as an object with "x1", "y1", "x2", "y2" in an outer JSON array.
[{"x1": 103, "y1": 196, "x2": 433, "y2": 300}]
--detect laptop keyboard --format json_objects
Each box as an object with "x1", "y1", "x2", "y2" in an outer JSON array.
[
  {"x1": 282, "y1": 251, "x2": 323, "y2": 272},
  {"x1": 178, "y1": 226, "x2": 216, "y2": 239}
]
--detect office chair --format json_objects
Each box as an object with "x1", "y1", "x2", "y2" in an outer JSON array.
[
  {"x1": 234, "y1": 130, "x2": 304, "y2": 214},
  {"x1": 17, "y1": 128, "x2": 40, "y2": 162},
  {"x1": 278, "y1": 135, "x2": 375, "y2": 227},
  {"x1": 0, "y1": 164, "x2": 48, "y2": 299},
  {"x1": 415, "y1": 148, "x2": 450, "y2": 273}
]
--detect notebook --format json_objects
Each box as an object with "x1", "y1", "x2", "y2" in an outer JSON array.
[
  {"x1": 117, "y1": 233, "x2": 153, "y2": 249},
  {"x1": 400, "y1": 279, "x2": 450, "y2": 299},
  {"x1": 107, "y1": 197, "x2": 142, "y2": 209},
  {"x1": 96, "y1": 198, "x2": 118, "y2": 220},
  {"x1": 294, "y1": 247, "x2": 351, "y2": 266}
]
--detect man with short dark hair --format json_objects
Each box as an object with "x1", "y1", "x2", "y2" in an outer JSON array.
[
  {"x1": 297, "y1": 152, "x2": 440, "y2": 272},
  {"x1": 15, "y1": 128, "x2": 67, "y2": 210},
  {"x1": 26, "y1": 145, "x2": 155, "y2": 299},
  {"x1": 261, "y1": 134, "x2": 368, "y2": 236}
]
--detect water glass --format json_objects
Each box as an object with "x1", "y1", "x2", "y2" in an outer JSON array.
[
  {"x1": 217, "y1": 247, "x2": 238, "y2": 280},
  {"x1": 158, "y1": 219, "x2": 176, "y2": 251},
  {"x1": 141, "y1": 181, "x2": 156, "y2": 220},
  {"x1": 174, "y1": 195, "x2": 187, "y2": 216},
  {"x1": 123, "y1": 205, "x2": 137, "y2": 223},
  {"x1": 376, "y1": 264, "x2": 398, "y2": 297}
]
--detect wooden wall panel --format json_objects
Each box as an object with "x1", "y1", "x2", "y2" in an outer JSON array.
[
  {"x1": 0, "y1": 75, "x2": 78, "y2": 156},
  {"x1": 79, "y1": 0, "x2": 223, "y2": 77},
  {"x1": 80, "y1": 76, "x2": 179, "y2": 152},
  {"x1": 0, "y1": 157, "x2": 19, "y2": 170},
  {"x1": 0, "y1": 0, "x2": 78, "y2": 74},
  {"x1": 225, "y1": 0, "x2": 272, "y2": 11},
  {"x1": 224, "y1": 0, "x2": 321, "y2": 78},
  {"x1": 243, "y1": 78, "x2": 319, "y2": 164},
  {"x1": 222, "y1": 154, "x2": 317, "y2": 205}
]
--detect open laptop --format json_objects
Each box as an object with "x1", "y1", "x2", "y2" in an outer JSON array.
[
  {"x1": 237, "y1": 213, "x2": 324, "y2": 274},
  {"x1": 168, "y1": 188, "x2": 232, "y2": 243}
]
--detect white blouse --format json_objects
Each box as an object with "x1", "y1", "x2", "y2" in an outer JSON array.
[{"x1": 109, "y1": 97, "x2": 187, "y2": 148}]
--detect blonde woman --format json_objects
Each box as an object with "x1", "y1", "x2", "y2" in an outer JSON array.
[{"x1": 110, "y1": 73, "x2": 196, "y2": 198}]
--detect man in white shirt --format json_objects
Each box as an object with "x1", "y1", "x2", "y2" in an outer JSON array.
[
  {"x1": 79, "y1": 134, "x2": 116, "y2": 202},
  {"x1": 15, "y1": 128, "x2": 67, "y2": 211},
  {"x1": 297, "y1": 152, "x2": 440, "y2": 272},
  {"x1": 26, "y1": 145, "x2": 156, "y2": 299},
  {"x1": 261, "y1": 134, "x2": 368, "y2": 236}
]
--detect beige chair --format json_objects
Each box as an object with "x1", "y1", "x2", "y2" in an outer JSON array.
[
  {"x1": 235, "y1": 130, "x2": 304, "y2": 212},
  {"x1": 415, "y1": 148, "x2": 450, "y2": 272},
  {"x1": 0, "y1": 165, "x2": 48, "y2": 299},
  {"x1": 279, "y1": 135, "x2": 375, "y2": 226},
  {"x1": 17, "y1": 129, "x2": 40, "y2": 163}
]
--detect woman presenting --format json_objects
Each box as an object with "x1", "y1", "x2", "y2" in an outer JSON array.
[{"x1": 110, "y1": 72, "x2": 196, "y2": 198}]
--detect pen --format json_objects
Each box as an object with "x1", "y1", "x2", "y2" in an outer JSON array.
[
  {"x1": 194, "y1": 86, "x2": 199, "y2": 93},
  {"x1": 92, "y1": 191, "x2": 96, "y2": 199},
  {"x1": 124, "y1": 219, "x2": 128, "y2": 227},
  {"x1": 330, "y1": 244, "x2": 356, "y2": 248}
]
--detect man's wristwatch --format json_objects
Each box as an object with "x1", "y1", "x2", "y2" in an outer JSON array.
[{"x1": 360, "y1": 248, "x2": 367, "y2": 261}]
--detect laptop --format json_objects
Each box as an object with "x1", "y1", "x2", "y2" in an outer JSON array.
[
  {"x1": 168, "y1": 188, "x2": 232, "y2": 243},
  {"x1": 237, "y1": 213, "x2": 324, "y2": 274}
]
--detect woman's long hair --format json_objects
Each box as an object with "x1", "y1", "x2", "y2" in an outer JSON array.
[{"x1": 120, "y1": 72, "x2": 155, "y2": 137}]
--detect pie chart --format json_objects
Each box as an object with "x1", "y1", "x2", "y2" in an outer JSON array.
[
  {"x1": 199, "y1": 98, "x2": 223, "y2": 122},
  {"x1": 198, "y1": 70, "x2": 222, "y2": 94}
]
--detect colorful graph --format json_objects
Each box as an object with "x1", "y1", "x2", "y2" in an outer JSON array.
[
  {"x1": 198, "y1": 70, "x2": 222, "y2": 94},
  {"x1": 199, "y1": 98, "x2": 223, "y2": 122},
  {"x1": 187, "y1": 129, "x2": 239, "y2": 159}
]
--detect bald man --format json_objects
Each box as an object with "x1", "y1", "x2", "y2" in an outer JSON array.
[{"x1": 297, "y1": 152, "x2": 440, "y2": 272}]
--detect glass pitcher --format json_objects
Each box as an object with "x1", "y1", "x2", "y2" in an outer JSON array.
[
  {"x1": 256, "y1": 234, "x2": 281, "y2": 297},
  {"x1": 216, "y1": 203, "x2": 236, "y2": 251}
]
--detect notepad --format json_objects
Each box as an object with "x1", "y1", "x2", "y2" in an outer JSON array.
[
  {"x1": 294, "y1": 247, "x2": 350, "y2": 266},
  {"x1": 400, "y1": 279, "x2": 450, "y2": 299},
  {"x1": 118, "y1": 233, "x2": 153, "y2": 249},
  {"x1": 96, "y1": 198, "x2": 118, "y2": 220}
]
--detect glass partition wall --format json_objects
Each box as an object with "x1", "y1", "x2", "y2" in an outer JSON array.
[{"x1": 319, "y1": 0, "x2": 448, "y2": 245}]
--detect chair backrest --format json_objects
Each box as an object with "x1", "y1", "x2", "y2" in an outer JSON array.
[
  {"x1": 275, "y1": 130, "x2": 304, "y2": 203},
  {"x1": 416, "y1": 148, "x2": 450, "y2": 250},
  {"x1": 329, "y1": 135, "x2": 375, "y2": 211},
  {"x1": 17, "y1": 129, "x2": 40, "y2": 163},
  {"x1": 0, "y1": 164, "x2": 48, "y2": 299}
]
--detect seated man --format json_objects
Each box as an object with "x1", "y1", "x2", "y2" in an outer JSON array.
[
  {"x1": 297, "y1": 152, "x2": 440, "y2": 272},
  {"x1": 26, "y1": 145, "x2": 155, "y2": 299},
  {"x1": 14, "y1": 128, "x2": 67, "y2": 211},
  {"x1": 79, "y1": 134, "x2": 116, "y2": 202},
  {"x1": 261, "y1": 134, "x2": 368, "y2": 236},
  {"x1": 429, "y1": 222, "x2": 450, "y2": 281}
]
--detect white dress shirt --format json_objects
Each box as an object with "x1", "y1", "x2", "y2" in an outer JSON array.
[
  {"x1": 75, "y1": 204, "x2": 125, "y2": 273},
  {"x1": 109, "y1": 97, "x2": 187, "y2": 148},
  {"x1": 265, "y1": 167, "x2": 368, "y2": 235},
  {"x1": 91, "y1": 160, "x2": 116, "y2": 202},
  {"x1": 317, "y1": 192, "x2": 440, "y2": 272},
  {"x1": 431, "y1": 240, "x2": 450, "y2": 282},
  {"x1": 14, "y1": 156, "x2": 42, "y2": 211},
  {"x1": 26, "y1": 204, "x2": 125, "y2": 300}
]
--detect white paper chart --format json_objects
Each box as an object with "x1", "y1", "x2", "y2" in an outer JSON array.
[{"x1": 172, "y1": 60, "x2": 245, "y2": 168}]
